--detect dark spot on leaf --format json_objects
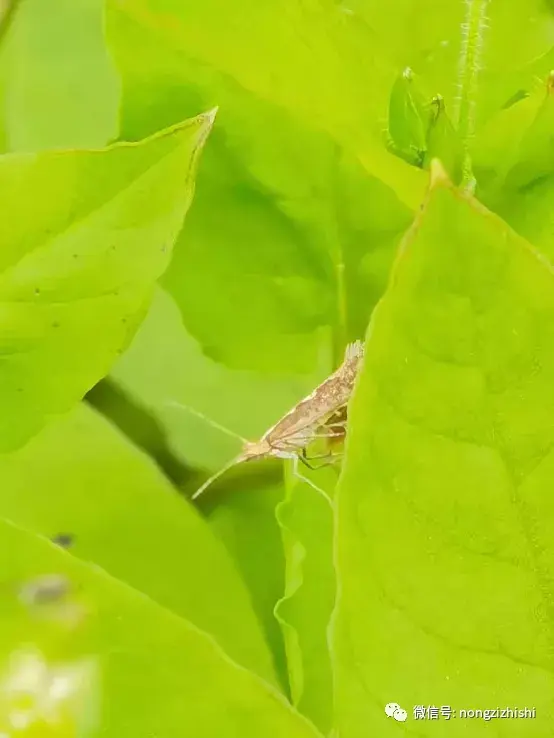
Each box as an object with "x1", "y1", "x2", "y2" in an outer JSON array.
[
  {"x1": 34, "y1": 288, "x2": 40, "y2": 296},
  {"x1": 52, "y1": 321, "x2": 60, "y2": 328},
  {"x1": 72, "y1": 253, "x2": 79, "y2": 259},
  {"x1": 51, "y1": 533, "x2": 74, "y2": 548}
]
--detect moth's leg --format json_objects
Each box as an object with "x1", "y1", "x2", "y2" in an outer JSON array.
[
  {"x1": 304, "y1": 453, "x2": 343, "y2": 469},
  {"x1": 291, "y1": 455, "x2": 333, "y2": 506},
  {"x1": 298, "y1": 451, "x2": 320, "y2": 470}
]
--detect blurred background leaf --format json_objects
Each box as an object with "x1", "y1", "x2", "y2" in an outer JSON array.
[
  {"x1": 106, "y1": 0, "x2": 417, "y2": 374},
  {"x1": 0, "y1": 518, "x2": 325, "y2": 738},
  {"x1": 0, "y1": 0, "x2": 118, "y2": 151},
  {"x1": 0, "y1": 402, "x2": 279, "y2": 686},
  {"x1": 473, "y1": 74, "x2": 554, "y2": 261}
]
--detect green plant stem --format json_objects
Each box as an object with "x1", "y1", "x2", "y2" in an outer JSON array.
[{"x1": 455, "y1": 0, "x2": 490, "y2": 192}]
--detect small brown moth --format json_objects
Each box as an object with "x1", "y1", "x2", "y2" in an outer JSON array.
[{"x1": 170, "y1": 340, "x2": 364, "y2": 502}]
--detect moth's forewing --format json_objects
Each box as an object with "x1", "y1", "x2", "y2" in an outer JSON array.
[{"x1": 264, "y1": 340, "x2": 363, "y2": 448}]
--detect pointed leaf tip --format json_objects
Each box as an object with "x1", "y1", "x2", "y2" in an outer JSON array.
[
  {"x1": 203, "y1": 106, "x2": 219, "y2": 126},
  {"x1": 187, "y1": 107, "x2": 218, "y2": 153}
]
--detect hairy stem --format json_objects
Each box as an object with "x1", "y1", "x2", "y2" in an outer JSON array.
[{"x1": 455, "y1": 0, "x2": 490, "y2": 192}]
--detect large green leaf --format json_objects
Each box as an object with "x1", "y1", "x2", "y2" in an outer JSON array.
[
  {"x1": 0, "y1": 113, "x2": 212, "y2": 451},
  {"x1": 0, "y1": 402, "x2": 278, "y2": 685},
  {"x1": 106, "y1": 0, "x2": 416, "y2": 372},
  {"x1": 333, "y1": 165, "x2": 554, "y2": 736},
  {"x1": 0, "y1": 0, "x2": 118, "y2": 151},
  {"x1": 0, "y1": 517, "x2": 325, "y2": 738}
]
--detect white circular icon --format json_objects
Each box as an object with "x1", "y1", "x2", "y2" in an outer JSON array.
[{"x1": 385, "y1": 702, "x2": 408, "y2": 722}]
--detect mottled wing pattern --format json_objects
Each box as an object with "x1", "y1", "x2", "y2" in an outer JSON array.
[{"x1": 265, "y1": 340, "x2": 363, "y2": 449}]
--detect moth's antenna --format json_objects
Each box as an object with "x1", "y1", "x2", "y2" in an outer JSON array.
[
  {"x1": 165, "y1": 401, "x2": 248, "y2": 444},
  {"x1": 191, "y1": 454, "x2": 243, "y2": 501}
]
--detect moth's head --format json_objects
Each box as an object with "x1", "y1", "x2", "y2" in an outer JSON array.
[{"x1": 238, "y1": 439, "x2": 272, "y2": 462}]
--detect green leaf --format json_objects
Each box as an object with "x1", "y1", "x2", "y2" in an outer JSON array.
[
  {"x1": 387, "y1": 68, "x2": 428, "y2": 168},
  {"x1": 274, "y1": 467, "x2": 337, "y2": 734},
  {"x1": 472, "y1": 88, "x2": 544, "y2": 195},
  {"x1": 0, "y1": 0, "x2": 119, "y2": 151},
  {"x1": 333, "y1": 164, "x2": 554, "y2": 736},
  {"x1": 0, "y1": 113, "x2": 213, "y2": 451},
  {"x1": 476, "y1": 6, "x2": 554, "y2": 127},
  {"x1": 107, "y1": 0, "x2": 424, "y2": 207},
  {"x1": 342, "y1": 0, "x2": 463, "y2": 106},
  {"x1": 423, "y1": 95, "x2": 463, "y2": 185},
  {"x1": 502, "y1": 74, "x2": 554, "y2": 192},
  {"x1": 207, "y1": 479, "x2": 289, "y2": 693},
  {"x1": 0, "y1": 517, "x2": 325, "y2": 738},
  {"x1": 476, "y1": 75, "x2": 554, "y2": 258},
  {"x1": 0, "y1": 402, "x2": 278, "y2": 685},
  {"x1": 106, "y1": 0, "x2": 417, "y2": 372},
  {"x1": 164, "y1": 147, "x2": 411, "y2": 372}
]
